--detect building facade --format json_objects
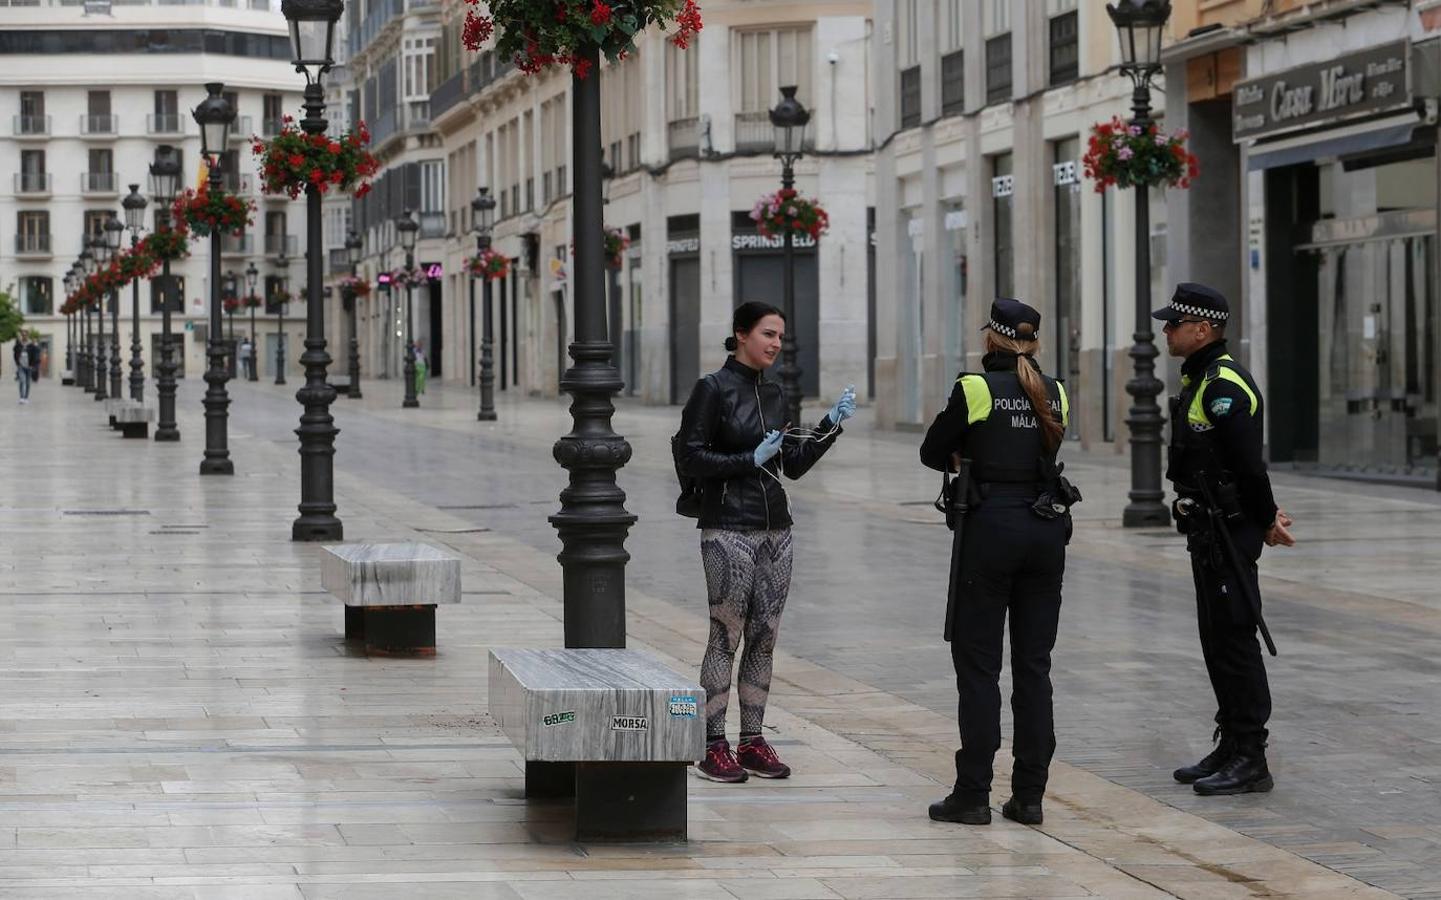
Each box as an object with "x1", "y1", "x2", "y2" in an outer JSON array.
[
  {"x1": 347, "y1": 0, "x2": 874, "y2": 408},
  {"x1": 0, "y1": 0, "x2": 314, "y2": 383},
  {"x1": 1165, "y1": 0, "x2": 1441, "y2": 483}
]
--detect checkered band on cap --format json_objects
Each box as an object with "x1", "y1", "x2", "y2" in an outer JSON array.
[
  {"x1": 987, "y1": 319, "x2": 1036, "y2": 340},
  {"x1": 1171, "y1": 301, "x2": 1228, "y2": 321}
]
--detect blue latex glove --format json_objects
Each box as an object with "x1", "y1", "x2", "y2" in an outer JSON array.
[
  {"x1": 753, "y1": 429, "x2": 784, "y2": 467},
  {"x1": 827, "y1": 384, "x2": 857, "y2": 424}
]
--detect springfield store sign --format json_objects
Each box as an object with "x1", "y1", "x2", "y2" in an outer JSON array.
[{"x1": 1233, "y1": 41, "x2": 1410, "y2": 141}]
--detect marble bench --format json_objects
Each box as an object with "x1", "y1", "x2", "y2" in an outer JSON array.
[
  {"x1": 112, "y1": 402, "x2": 154, "y2": 439},
  {"x1": 490, "y1": 648, "x2": 705, "y2": 842},
  {"x1": 320, "y1": 542, "x2": 461, "y2": 656}
]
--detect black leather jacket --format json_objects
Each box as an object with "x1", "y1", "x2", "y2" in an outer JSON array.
[{"x1": 676, "y1": 356, "x2": 841, "y2": 531}]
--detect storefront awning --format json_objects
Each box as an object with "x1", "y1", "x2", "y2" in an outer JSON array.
[{"x1": 1245, "y1": 112, "x2": 1425, "y2": 171}]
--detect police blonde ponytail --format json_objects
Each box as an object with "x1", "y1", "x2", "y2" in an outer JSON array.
[{"x1": 986, "y1": 326, "x2": 1063, "y2": 453}]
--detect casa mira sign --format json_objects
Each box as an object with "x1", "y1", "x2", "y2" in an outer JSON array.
[{"x1": 1233, "y1": 41, "x2": 1410, "y2": 141}]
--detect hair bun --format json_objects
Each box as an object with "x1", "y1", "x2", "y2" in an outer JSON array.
[{"x1": 724, "y1": 336, "x2": 738, "y2": 352}]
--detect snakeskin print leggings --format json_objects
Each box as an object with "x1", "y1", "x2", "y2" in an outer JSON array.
[{"x1": 699, "y1": 528, "x2": 795, "y2": 738}]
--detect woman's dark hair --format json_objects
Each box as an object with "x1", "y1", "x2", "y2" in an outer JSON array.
[{"x1": 725, "y1": 301, "x2": 786, "y2": 352}]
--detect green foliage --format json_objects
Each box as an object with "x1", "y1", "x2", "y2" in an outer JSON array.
[{"x1": 0, "y1": 286, "x2": 25, "y2": 345}]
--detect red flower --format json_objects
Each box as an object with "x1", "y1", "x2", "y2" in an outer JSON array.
[
  {"x1": 574, "y1": 56, "x2": 593, "y2": 79},
  {"x1": 590, "y1": 0, "x2": 611, "y2": 25},
  {"x1": 355, "y1": 183, "x2": 371, "y2": 198},
  {"x1": 462, "y1": 11, "x2": 494, "y2": 51},
  {"x1": 289, "y1": 153, "x2": 305, "y2": 168},
  {"x1": 328, "y1": 141, "x2": 342, "y2": 154}
]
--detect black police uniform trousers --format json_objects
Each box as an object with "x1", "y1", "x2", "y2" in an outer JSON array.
[
  {"x1": 950, "y1": 487, "x2": 1066, "y2": 805},
  {"x1": 1188, "y1": 519, "x2": 1271, "y2": 748}
]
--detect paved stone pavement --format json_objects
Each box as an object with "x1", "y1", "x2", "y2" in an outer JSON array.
[{"x1": 0, "y1": 374, "x2": 1434, "y2": 898}]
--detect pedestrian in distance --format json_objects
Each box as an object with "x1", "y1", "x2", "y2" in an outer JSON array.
[
  {"x1": 239, "y1": 337, "x2": 255, "y2": 381},
  {"x1": 25, "y1": 335, "x2": 40, "y2": 394},
  {"x1": 674, "y1": 300, "x2": 857, "y2": 783},
  {"x1": 1156, "y1": 283, "x2": 1294, "y2": 796},
  {"x1": 414, "y1": 340, "x2": 428, "y2": 395},
  {"x1": 14, "y1": 338, "x2": 31, "y2": 404},
  {"x1": 920, "y1": 298, "x2": 1078, "y2": 827}
]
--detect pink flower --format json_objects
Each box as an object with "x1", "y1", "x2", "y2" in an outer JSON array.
[{"x1": 1117, "y1": 146, "x2": 1134, "y2": 161}]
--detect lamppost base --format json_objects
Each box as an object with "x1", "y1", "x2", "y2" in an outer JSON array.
[
  {"x1": 1122, "y1": 500, "x2": 1171, "y2": 528},
  {"x1": 154, "y1": 429, "x2": 180, "y2": 443},
  {"x1": 276, "y1": 376, "x2": 287, "y2": 385},
  {"x1": 403, "y1": 399, "x2": 420, "y2": 408},
  {"x1": 199, "y1": 458, "x2": 234, "y2": 476},
  {"x1": 349, "y1": 387, "x2": 363, "y2": 399},
  {"x1": 477, "y1": 411, "x2": 497, "y2": 422},
  {"x1": 292, "y1": 516, "x2": 343, "y2": 542}
]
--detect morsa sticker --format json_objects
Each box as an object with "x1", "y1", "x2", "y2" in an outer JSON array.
[
  {"x1": 1209, "y1": 396, "x2": 1234, "y2": 418},
  {"x1": 542, "y1": 711, "x2": 576, "y2": 727},
  {"x1": 610, "y1": 715, "x2": 649, "y2": 732},
  {"x1": 667, "y1": 696, "x2": 698, "y2": 718}
]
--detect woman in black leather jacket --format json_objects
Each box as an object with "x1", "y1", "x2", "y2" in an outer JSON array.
[{"x1": 675, "y1": 301, "x2": 856, "y2": 783}]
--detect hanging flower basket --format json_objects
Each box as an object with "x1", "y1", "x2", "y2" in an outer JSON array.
[
  {"x1": 467, "y1": 247, "x2": 511, "y2": 281},
  {"x1": 463, "y1": 0, "x2": 703, "y2": 77},
  {"x1": 604, "y1": 227, "x2": 630, "y2": 269},
  {"x1": 116, "y1": 246, "x2": 159, "y2": 282},
  {"x1": 390, "y1": 266, "x2": 429, "y2": 287},
  {"x1": 173, "y1": 187, "x2": 253, "y2": 237},
  {"x1": 1082, "y1": 117, "x2": 1199, "y2": 192},
  {"x1": 242, "y1": 294, "x2": 263, "y2": 309},
  {"x1": 253, "y1": 118, "x2": 380, "y2": 200},
  {"x1": 269, "y1": 290, "x2": 294, "y2": 306},
  {"x1": 750, "y1": 188, "x2": 829, "y2": 241},
  {"x1": 138, "y1": 227, "x2": 190, "y2": 262},
  {"x1": 339, "y1": 276, "x2": 371, "y2": 298},
  {"x1": 223, "y1": 296, "x2": 241, "y2": 314}
]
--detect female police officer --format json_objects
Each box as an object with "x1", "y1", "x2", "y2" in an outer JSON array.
[{"x1": 920, "y1": 298, "x2": 1072, "y2": 826}]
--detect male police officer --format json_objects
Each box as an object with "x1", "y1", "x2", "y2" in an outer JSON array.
[{"x1": 1155, "y1": 283, "x2": 1294, "y2": 796}]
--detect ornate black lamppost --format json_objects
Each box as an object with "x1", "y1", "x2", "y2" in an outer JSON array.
[
  {"x1": 472, "y1": 187, "x2": 497, "y2": 421},
  {"x1": 770, "y1": 85, "x2": 809, "y2": 427},
  {"x1": 273, "y1": 248, "x2": 289, "y2": 385},
  {"x1": 91, "y1": 234, "x2": 110, "y2": 402},
  {"x1": 283, "y1": 0, "x2": 344, "y2": 541},
  {"x1": 245, "y1": 261, "x2": 259, "y2": 380},
  {"x1": 104, "y1": 214, "x2": 126, "y2": 401},
  {"x1": 345, "y1": 229, "x2": 363, "y2": 398},
  {"x1": 79, "y1": 246, "x2": 95, "y2": 392},
  {"x1": 549, "y1": 46, "x2": 636, "y2": 649},
  {"x1": 194, "y1": 82, "x2": 236, "y2": 475},
  {"x1": 122, "y1": 184, "x2": 148, "y2": 402},
  {"x1": 396, "y1": 209, "x2": 420, "y2": 409},
  {"x1": 1108, "y1": 0, "x2": 1172, "y2": 527},
  {"x1": 150, "y1": 144, "x2": 182, "y2": 441}
]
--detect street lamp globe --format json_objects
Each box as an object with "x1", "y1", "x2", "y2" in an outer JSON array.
[
  {"x1": 193, "y1": 83, "x2": 235, "y2": 163},
  {"x1": 471, "y1": 187, "x2": 495, "y2": 237},
  {"x1": 1107, "y1": 0, "x2": 1171, "y2": 76},
  {"x1": 104, "y1": 216, "x2": 125, "y2": 255},
  {"x1": 245, "y1": 261, "x2": 259, "y2": 297},
  {"x1": 149, "y1": 145, "x2": 182, "y2": 207},
  {"x1": 282, "y1": 0, "x2": 344, "y2": 83},
  {"x1": 397, "y1": 209, "x2": 419, "y2": 253},
  {"x1": 769, "y1": 85, "x2": 810, "y2": 160},
  {"x1": 346, "y1": 229, "x2": 363, "y2": 266},
  {"x1": 123, "y1": 184, "x2": 148, "y2": 233},
  {"x1": 80, "y1": 246, "x2": 94, "y2": 275}
]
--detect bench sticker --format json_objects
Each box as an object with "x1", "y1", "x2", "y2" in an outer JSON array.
[
  {"x1": 542, "y1": 711, "x2": 576, "y2": 727},
  {"x1": 668, "y1": 696, "x2": 698, "y2": 718},
  {"x1": 610, "y1": 715, "x2": 649, "y2": 732}
]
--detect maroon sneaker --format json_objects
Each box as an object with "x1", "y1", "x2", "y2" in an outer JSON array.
[
  {"x1": 737, "y1": 736, "x2": 791, "y2": 779},
  {"x1": 696, "y1": 739, "x2": 748, "y2": 783}
]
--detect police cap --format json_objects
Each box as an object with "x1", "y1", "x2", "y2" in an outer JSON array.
[
  {"x1": 1152, "y1": 282, "x2": 1230, "y2": 323},
  {"x1": 981, "y1": 297, "x2": 1041, "y2": 341}
]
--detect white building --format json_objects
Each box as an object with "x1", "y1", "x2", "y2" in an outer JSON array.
[
  {"x1": 352, "y1": 0, "x2": 875, "y2": 408},
  {"x1": 871, "y1": 0, "x2": 1168, "y2": 446},
  {"x1": 0, "y1": 0, "x2": 311, "y2": 382}
]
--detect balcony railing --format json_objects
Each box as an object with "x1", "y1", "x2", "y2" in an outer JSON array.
[
  {"x1": 148, "y1": 112, "x2": 183, "y2": 134},
  {"x1": 418, "y1": 211, "x2": 445, "y2": 239},
  {"x1": 371, "y1": 105, "x2": 397, "y2": 145},
  {"x1": 405, "y1": 100, "x2": 430, "y2": 132},
  {"x1": 263, "y1": 234, "x2": 298, "y2": 255},
  {"x1": 328, "y1": 247, "x2": 351, "y2": 275},
  {"x1": 430, "y1": 69, "x2": 466, "y2": 120},
  {"x1": 230, "y1": 116, "x2": 253, "y2": 140},
  {"x1": 261, "y1": 117, "x2": 284, "y2": 137},
  {"x1": 667, "y1": 117, "x2": 700, "y2": 160},
  {"x1": 15, "y1": 172, "x2": 52, "y2": 193},
  {"x1": 734, "y1": 111, "x2": 773, "y2": 153},
  {"x1": 80, "y1": 113, "x2": 118, "y2": 135},
  {"x1": 349, "y1": 0, "x2": 403, "y2": 57},
  {"x1": 220, "y1": 233, "x2": 253, "y2": 256},
  {"x1": 82, "y1": 172, "x2": 119, "y2": 193},
  {"x1": 14, "y1": 115, "x2": 50, "y2": 136},
  {"x1": 14, "y1": 233, "x2": 52, "y2": 255}
]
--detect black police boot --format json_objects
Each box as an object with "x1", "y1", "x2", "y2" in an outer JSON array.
[
  {"x1": 1001, "y1": 797, "x2": 1043, "y2": 825},
  {"x1": 928, "y1": 794, "x2": 991, "y2": 825},
  {"x1": 1173, "y1": 732, "x2": 1236, "y2": 784},
  {"x1": 1193, "y1": 748, "x2": 1273, "y2": 796}
]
